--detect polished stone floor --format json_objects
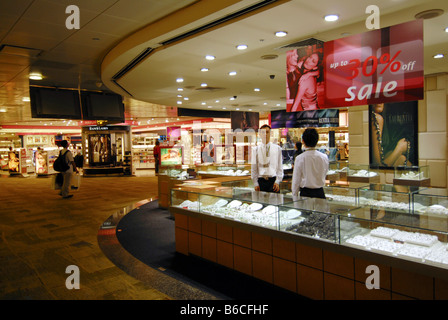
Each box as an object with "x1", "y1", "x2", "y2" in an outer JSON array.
[{"x1": 0, "y1": 170, "x2": 176, "y2": 300}]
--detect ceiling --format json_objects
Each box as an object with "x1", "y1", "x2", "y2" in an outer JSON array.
[{"x1": 1, "y1": 0, "x2": 447, "y2": 132}]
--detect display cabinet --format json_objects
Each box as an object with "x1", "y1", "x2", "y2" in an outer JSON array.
[
  {"x1": 324, "y1": 181, "x2": 369, "y2": 205},
  {"x1": 346, "y1": 164, "x2": 380, "y2": 183},
  {"x1": 279, "y1": 197, "x2": 363, "y2": 242},
  {"x1": 393, "y1": 165, "x2": 430, "y2": 187},
  {"x1": 196, "y1": 164, "x2": 250, "y2": 178},
  {"x1": 326, "y1": 161, "x2": 340, "y2": 181},
  {"x1": 341, "y1": 206, "x2": 448, "y2": 267},
  {"x1": 412, "y1": 188, "x2": 448, "y2": 216},
  {"x1": 357, "y1": 184, "x2": 425, "y2": 213}
]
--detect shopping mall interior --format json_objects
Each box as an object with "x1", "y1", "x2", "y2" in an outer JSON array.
[{"x1": 1, "y1": 0, "x2": 448, "y2": 306}]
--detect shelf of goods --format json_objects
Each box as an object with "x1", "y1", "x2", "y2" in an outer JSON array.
[{"x1": 170, "y1": 183, "x2": 448, "y2": 300}]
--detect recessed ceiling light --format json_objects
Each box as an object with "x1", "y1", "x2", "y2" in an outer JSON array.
[
  {"x1": 177, "y1": 101, "x2": 182, "y2": 104},
  {"x1": 236, "y1": 108, "x2": 240, "y2": 111},
  {"x1": 275, "y1": 31, "x2": 288, "y2": 37},
  {"x1": 215, "y1": 100, "x2": 220, "y2": 103},
  {"x1": 324, "y1": 14, "x2": 339, "y2": 22},
  {"x1": 445, "y1": 27, "x2": 448, "y2": 32},
  {"x1": 236, "y1": 44, "x2": 248, "y2": 50},
  {"x1": 230, "y1": 97, "x2": 235, "y2": 100},
  {"x1": 254, "y1": 88, "x2": 260, "y2": 92},
  {"x1": 207, "y1": 106, "x2": 212, "y2": 108},
  {"x1": 183, "y1": 97, "x2": 189, "y2": 100},
  {"x1": 201, "y1": 68, "x2": 209, "y2": 72},
  {"x1": 0, "y1": 108, "x2": 6, "y2": 113},
  {"x1": 201, "y1": 102, "x2": 206, "y2": 105},
  {"x1": 228, "y1": 71, "x2": 237, "y2": 76},
  {"x1": 177, "y1": 94, "x2": 182, "y2": 97},
  {"x1": 205, "y1": 55, "x2": 215, "y2": 60},
  {"x1": 177, "y1": 88, "x2": 183, "y2": 91},
  {"x1": 434, "y1": 53, "x2": 444, "y2": 59},
  {"x1": 176, "y1": 78, "x2": 184, "y2": 83},
  {"x1": 201, "y1": 83, "x2": 207, "y2": 87},
  {"x1": 29, "y1": 72, "x2": 43, "y2": 80},
  {"x1": 22, "y1": 97, "x2": 30, "y2": 102},
  {"x1": 222, "y1": 107, "x2": 226, "y2": 110}
]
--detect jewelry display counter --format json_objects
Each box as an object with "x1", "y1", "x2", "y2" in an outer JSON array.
[
  {"x1": 346, "y1": 164, "x2": 380, "y2": 183},
  {"x1": 393, "y1": 165, "x2": 431, "y2": 187},
  {"x1": 170, "y1": 183, "x2": 448, "y2": 299}
]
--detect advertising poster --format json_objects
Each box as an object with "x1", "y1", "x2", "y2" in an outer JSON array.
[
  {"x1": 167, "y1": 126, "x2": 181, "y2": 141},
  {"x1": 89, "y1": 134, "x2": 111, "y2": 165},
  {"x1": 230, "y1": 111, "x2": 259, "y2": 131},
  {"x1": 324, "y1": 19, "x2": 423, "y2": 107},
  {"x1": 369, "y1": 101, "x2": 418, "y2": 169},
  {"x1": 8, "y1": 151, "x2": 20, "y2": 173},
  {"x1": 286, "y1": 41, "x2": 325, "y2": 112},
  {"x1": 35, "y1": 151, "x2": 49, "y2": 174}
]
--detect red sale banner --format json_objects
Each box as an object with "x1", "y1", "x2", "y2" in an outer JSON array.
[{"x1": 323, "y1": 19, "x2": 423, "y2": 108}]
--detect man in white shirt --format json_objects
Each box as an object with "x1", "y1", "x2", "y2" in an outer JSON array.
[
  {"x1": 251, "y1": 124, "x2": 283, "y2": 193},
  {"x1": 292, "y1": 128, "x2": 329, "y2": 198}
]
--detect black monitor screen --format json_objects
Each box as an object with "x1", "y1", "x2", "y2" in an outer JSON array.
[
  {"x1": 30, "y1": 87, "x2": 82, "y2": 119},
  {"x1": 81, "y1": 92, "x2": 124, "y2": 121}
]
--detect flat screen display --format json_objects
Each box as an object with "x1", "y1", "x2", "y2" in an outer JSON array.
[
  {"x1": 30, "y1": 86, "x2": 82, "y2": 119},
  {"x1": 160, "y1": 147, "x2": 183, "y2": 166},
  {"x1": 81, "y1": 91, "x2": 124, "y2": 121}
]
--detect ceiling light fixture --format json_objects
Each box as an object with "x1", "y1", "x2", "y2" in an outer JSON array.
[
  {"x1": 236, "y1": 44, "x2": 248, "y2": 50},
  {"x1": 445, "y1": 27, "x2": 448, "y2": 32},
  {"x1": 177, "y1": 88, "x2": 183, "y2": 91},
  {"x1": 205, "y1": 55, "x2": 215, "y2": 60},
  {"x1": 176, "y1": 78, "x2": 184, "y2": 83},
  {"x1": 228, "y1": 71, "x2": 237, "y2": 76},
  {"x1": 275, "y1": 31, "x2": 288, "y2": 37},
  {"x1": 201, "y1": 83, "x2": 207, "y2": 87},
  {"x1": 324, "y1": 14, "x2": 339, "y2": 22},
  {"x1": 201, "y1": 68, "x2": 209, "y2": 72},
  {"x1": 29, "y1": 72, "x2": 43, "y2": 80},
  {"x1": 434, "y1": 53, "x2": 444, "y2": 59},
  {"x1": 254, "y1": 88, "x2": 260, "y2": 92}
]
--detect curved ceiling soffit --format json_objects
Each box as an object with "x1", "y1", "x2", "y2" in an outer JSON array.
[{"x1": 100, "y1": 0, "x2": 289, "y2": 98}]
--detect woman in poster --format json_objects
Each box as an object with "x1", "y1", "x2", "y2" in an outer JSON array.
[
  {"x1": 36, "y1": 151, "x2": 48, "y2": 174},
  {"x1": 287, "y1": 46, "x2": 323, "y2": 112},
  {"x1": 370, "y1": 102, "x2": 414, "y2": 167}
]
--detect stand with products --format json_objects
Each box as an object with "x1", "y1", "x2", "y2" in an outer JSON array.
[{"x1": 81, "y1": 125, "x2": 132, "y2": 176}]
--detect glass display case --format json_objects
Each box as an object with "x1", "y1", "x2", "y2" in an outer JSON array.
[
  {"x1": 393, "y1": 165, "x2": 430, "y2": 187},
  {"x1": 346, "y1": 164, "x2": 380, "y2": 183},
  {"x1": 171, "y1": 183, "x2": 448, "y2": 269},
  {"x1": 324, "y1": 182, "x2": 369, "y2": 205},
  {"x1": 171, "y1": 186, "x2": 303, "y2": 229},
  {"x1": 357, "y1": 184, "x2": 425, "y2": 213},
  {"x1": 279, "y1": 198, "x2": 363, "y2": 243},
  {"x1": 341, "y1": 206, "x2": 448, "y2": 267},
  {"x1": 412, "y1": 188, "x2": 448, "y2": 216},
  {"x1": 196, "y1": 164, "x2": 250, "y2": 177},
  {"x1": 326, "y1": 161, "x2": 340, "y2": 181}
]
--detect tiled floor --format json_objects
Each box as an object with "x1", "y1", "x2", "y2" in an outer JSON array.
[{"x1": 0, "y1": 170, "x2": 175, "y2": 300}]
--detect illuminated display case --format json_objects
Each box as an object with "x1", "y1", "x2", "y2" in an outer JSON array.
[
  {"x1": 357, "y1": 184, "x2": 426, "y2": 214},
  {"x1": 412, "y1": 188, "x2": 448, "y2": 216},
  {"x1": 324, "y1": 182, "x2": 370, "y2": 205},
  {"x1": 346, "y1": 164, "x2": 380, "y2": 183},
  {"x1": 196, "y1": 164, "x2": 250, "y2": 178},
  {"x1": 393, "y1": 165, "x2": 430, "y2": 187}
]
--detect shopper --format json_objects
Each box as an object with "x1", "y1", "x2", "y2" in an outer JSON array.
[
  {"x1": 59, "y1": 140, "x2": 78, "y2": 199},
  {"x1": 292, "y1": 128, "x2": 328, "y2": 199},
  {"x1": 251, "y1": 124, "x2": 283, "y2": 193},
  {"x1": 293, "y1": 141, "x2": 303, "y2": 163},
  {"x1": 153, "y1": 140, "x2": 160, "y2": 174}
]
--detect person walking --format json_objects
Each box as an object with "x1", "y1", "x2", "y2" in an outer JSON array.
[{"x1": 59, "y1": 140, "x2": 78, "y2": 199}]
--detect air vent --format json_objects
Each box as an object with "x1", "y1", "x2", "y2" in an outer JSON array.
[
  {"x1": 112, "y1": 47, "x2": 154, "y2": 80},
  {"x1": 0, "y1": 44, "x2": 42, "y2": 57},
  {"x1": 160, "y1": 0, "x2": 280, "y2": 46},
  {"x1": 415, "y1": 9, "x2": 444, "y2": 20},
  {"x1": 261, "y1": 54, "x2": 278, "y2": 60},
  {"x1": 195, "y1": 86, "x2": 225, "y2": 91}
]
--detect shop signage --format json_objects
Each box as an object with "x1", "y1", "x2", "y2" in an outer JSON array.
[
  {"x1": 271, "y1": 109, "x2": 339, "y2": 128},
  {"x1": 323, "y1": 19, "x2": 423, "y2": 107}
]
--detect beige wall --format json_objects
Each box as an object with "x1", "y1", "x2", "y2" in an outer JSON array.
[{"x1": 348, "y1": 74, "x2": 448, "y2": 188}]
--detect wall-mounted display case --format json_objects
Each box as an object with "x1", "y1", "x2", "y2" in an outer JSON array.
[{"x1": 393, "y1": 165, "x2": 431, "y2": 187}]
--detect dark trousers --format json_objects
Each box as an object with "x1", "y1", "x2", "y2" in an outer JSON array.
[
  {"x1": 300, "y1": 187, "x2": 326, "y2": 199},
  {"x1": 258, "y1": 177, "x2": 279, "y2": 193}
]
